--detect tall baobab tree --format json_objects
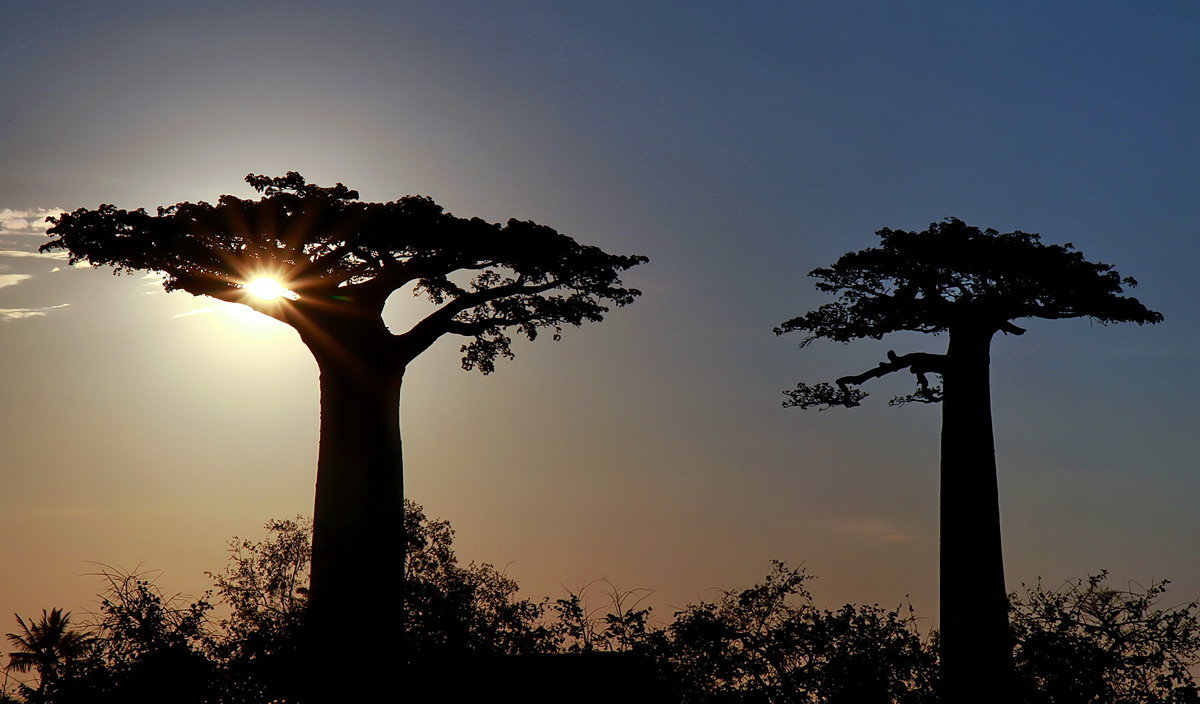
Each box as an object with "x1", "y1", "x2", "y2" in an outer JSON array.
[
  {"x1": 42, "y1": 172, "x2": 647, "y2": 701},
  {"x1": 775, "y1": 218, "x2": 1160, "y2": 702}
]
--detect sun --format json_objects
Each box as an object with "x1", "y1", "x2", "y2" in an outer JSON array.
[{"x1": 244, "y1": 277, "x2": 298, "y2": 301}]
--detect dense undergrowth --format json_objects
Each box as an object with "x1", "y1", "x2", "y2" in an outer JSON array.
[{"x1": 5, "y1": 503, "x2": 1198, "y2": 703}]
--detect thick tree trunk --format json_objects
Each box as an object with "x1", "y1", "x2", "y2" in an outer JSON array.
[
  {"x1": 939, "y1": 326, "x2": 1012, "y2": 702},
  {"x1": 305, "y1": 351, "x2": 406, "y2": 703}
]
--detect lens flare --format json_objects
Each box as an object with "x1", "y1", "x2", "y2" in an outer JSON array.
[{"x1": 245, "y1": 277, "x2": 297, "y2": 301}]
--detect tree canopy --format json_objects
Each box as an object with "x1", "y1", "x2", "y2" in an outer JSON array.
[
  {"x1": 775, "y1": 218, "x2": 1162, "y2": 409},
  {"x1": 41, "y1": 172, "x2": 647, "y2": 372},
  {"x1": 4, "y1": 609, "x2": 88, "y2": 698}
]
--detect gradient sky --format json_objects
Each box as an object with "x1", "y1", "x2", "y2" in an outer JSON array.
[{"x1": 1, "y1": 1, "x2": 1197, "y2": 633}]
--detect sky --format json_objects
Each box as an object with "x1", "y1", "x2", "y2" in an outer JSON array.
[{"x1": 1, "y1": 0, "x2": 1197, "y2": 635}]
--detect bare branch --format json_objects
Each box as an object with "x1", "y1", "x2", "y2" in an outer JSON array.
[
  {"x1": 836, "y1": 350, "x2": 946, "y2": 388},
  {"x1": 998, "y1": 321, "x2": 1027, "y2": 336},
  {"x1": 785, "y1": 350, "x2": 947, "y2": 410}
]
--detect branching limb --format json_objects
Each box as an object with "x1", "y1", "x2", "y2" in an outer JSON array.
[
  {"x1": 998, "y1": 321, "x2": 1027, "y2": 336},
  {"x1": 396, "y1": 279, "x2": 562, "y2": 357},
  {"x1": 889, "y1": 372, "x2": 944, "y2": 406},
  {"x1": 783, "y1": 350, "x2": 946, "y2": 410},
  {"x1": 442, "y1": 317, "x2": 520, "y2": 337},
  {"x1": 838, "y1": 350, "x2": 946, "y2": 387}
]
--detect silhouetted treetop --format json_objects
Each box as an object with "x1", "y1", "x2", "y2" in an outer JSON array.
[
  {"x1": 776, "y1": 218, "x2": 1162, "y2": 410},
  {"x1": 41, "y1": 172, "x2": 647, "y2": 372},
  {"x1": 776, "y1": 218, "x2": 1161, "y2": 346}
]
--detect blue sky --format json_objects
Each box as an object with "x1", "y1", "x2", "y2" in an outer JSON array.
[{"x1": 1, "y1": 0, "x2": 1196, "y2": 629}]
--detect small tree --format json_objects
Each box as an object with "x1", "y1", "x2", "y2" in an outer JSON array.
[
  {"x1": 207, "y1": 517, "x2": 311, "y2": 704},
  {"x1": 775, "y1": 219, "x2": 1161, "y2": 701},
  {"x1": 5, "y1": 609, "x2": 88, "y2": 702},
  {"x1": 548, "y1": 579, "x2": 656, "y2": 654},
  {"x1": 9, "y1": 570, "x2": 218, "y2": 704},
  {"x1": 659, "y1": 562, "x2": 936, "y2": 703},
  {"x1": 42, "y1": 172, "x2": 646, "y2": 701},
  {"x1": 1010, "y1": 572, "x2": 1200, "y2": 704},
  {"x1": 208, "y1": 502, "x2": 551, "y2": 702}
]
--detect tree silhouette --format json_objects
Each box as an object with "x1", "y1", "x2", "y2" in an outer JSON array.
[
  {"x1": 775, "y1": 219, "x2": 1161, "y2": 702},
  {"x1": 5, "y1": 609, "x2": 88, "y2": 700},
  {"x1": 658, "y1": 562, "x2": 936, "y2": 703},
  {"x1": 73, "y1": 568, "x2": 216, "y2": 704},
  {"x1": 41, "y1": 172, "x2": 646, "y2": 702}
]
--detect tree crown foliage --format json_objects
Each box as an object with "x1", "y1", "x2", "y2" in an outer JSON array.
[
  {"x1": 4, "y1": 608, "x2": 88, "y2": 698},
  {"x1": 776, "y1": 219, "x2": 1162, "y2": 409},
  {"x1": 776, "y1": 218, "x2": 1162, "y2": 346},
  {"x1": 41, "y1": 172, "x2": 647, "y2": 372}
]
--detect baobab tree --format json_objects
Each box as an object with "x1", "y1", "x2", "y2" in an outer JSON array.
[
  {"x1": 775, "y1": 218, "x2": 1160, "y2": 702},
  {"x1": 41, "y1": 172, "x2": 647, "y2": 701}
]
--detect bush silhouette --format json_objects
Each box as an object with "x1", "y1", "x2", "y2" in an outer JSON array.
[{"x1": 9, "y1": 512, "x2": 1200, "y2": 703}]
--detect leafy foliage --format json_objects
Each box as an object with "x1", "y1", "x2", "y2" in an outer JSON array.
[
  {"x1": 2, "y1": 503, "x2": 553, "y2": 703},
  {"x1": 206, "y1": 518, "x2": 310, "y2": 704},
  {"x1": 776, "y1": 218, "x2": 1162, "y2": 408},
  {"x1": 9, "y1": 516, "x2": 1200, "y2": 703},
  {"x1": 207, "y1": 502, "x2": 554, "y2": 701},
  {"x1": 548, "y1": 579, "x2": 657, "y2": 654},
  {"x1": 776, "y1": 218, "x2": 1161, "y2": 346},
  {"x1": 41, "y1": 172, "x2": 647, "y2": 372},
  {"x1": 399, "y1": 502, "x2": 552, "y2": 657},
  {"x1": 37, "y1": 568, "x2": 218, "y2": 704},
  {"x1": 1011, "y1": 572, "x2": 1200, "y2": 704},
  {"x1": 4, "y1": 609, "x2": 88, "y2": 702},
  {"x1": 655, "y1": 562, "x2": 936, "y2": 704},
  {"x1": 781, "y1": 381, "x2": 868, "y2": 411}
]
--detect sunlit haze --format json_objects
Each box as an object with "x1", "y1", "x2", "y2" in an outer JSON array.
[{"x1": 244, "y1": 277, "x2": 296, "y2": 301}]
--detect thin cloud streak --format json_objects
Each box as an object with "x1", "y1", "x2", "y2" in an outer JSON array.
[
  {"x1": 0, "y1": 274, "x2": 32, "y2": 289},
  {"x1": 0, "y1": 249, "x2": 69, "y2": 260},
  {"x1": 0, "y1": 303, "x2": 69, "y2": 322},
  {"x1": 833, "y1": 518, "x2": 915, "y2": 544},
  {"x1": 172, "y1": 307, "x2": 224, "y2": 318}
]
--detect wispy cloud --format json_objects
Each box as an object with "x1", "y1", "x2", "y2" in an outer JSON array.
[
  {"x1": 833, "y1": 518, "x2": 914, "y2": 544},
  {"x1": 0, "y1": 249, "x2": 69, "y2": 260},
  {"x1": 173, "y1": 307, "x2": 224, "y2": 318},
  {"x1": 142, "y1": 272, "x2": 167, "y2": 288},
  {"x1": 0, "y1": 207, "x2": 64, "y2": 237},
  {"x1": 0, "y1": 274, "x2": 32, "y2": 289},
  {"x1": 0, "y1": 303, "x2": 69, "y2": 322}
]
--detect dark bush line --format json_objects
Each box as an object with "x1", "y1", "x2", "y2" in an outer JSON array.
[{"x1": 6, "y1": 506, "x2": 1199, "y2": 703}]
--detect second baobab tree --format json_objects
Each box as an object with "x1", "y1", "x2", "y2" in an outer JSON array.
[
  {"x1": 41, "y1": 172, "x2": 647, "y2": 701},
  {"x1": 775, "y1": 218, "x2": 1160, "y2": 702}
]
